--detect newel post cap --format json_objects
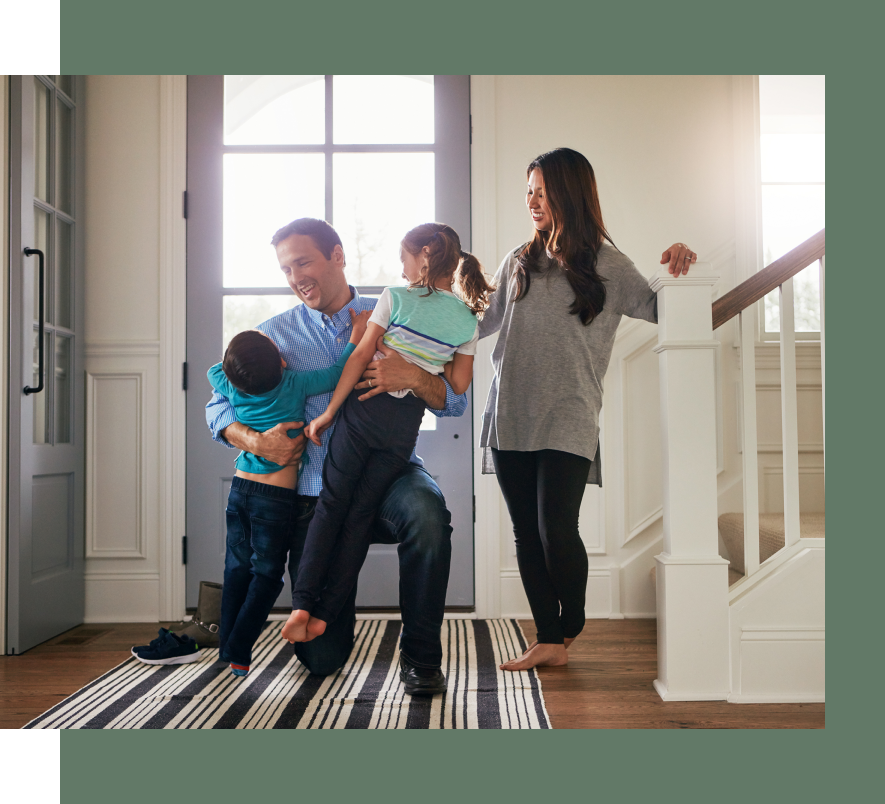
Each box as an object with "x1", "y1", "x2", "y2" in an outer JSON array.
[{"x1": 649, "y1": 261, "x2": 719, "y2": 293}]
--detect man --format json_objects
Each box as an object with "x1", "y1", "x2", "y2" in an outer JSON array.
[{"x1": 206, "y1": 217, "x2": 467, "y2": 695}]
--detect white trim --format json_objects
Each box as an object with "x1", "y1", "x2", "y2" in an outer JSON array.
[
  {"x1": 753, "y1": 341, "x2": 821, "y2": 370},
  {"x1": 728, "y1": 693, "x2": 825, "y2": 704},
  {"x1": 157, "y1": 75, "x2": 188, "y2": 621},
  {"x1": 654, "y1": 679, "x2": 729, "y2": 702},
  {"x1": 741, "y1": 626, "x2": 824, "y2": 641},
  {"x1": 620, "y1": 334, "x2": 662, "y2": 548},
  {"x1": 85, "y1": 371, "x2": 147, "y2": 559},
  {"x1": 84, "y1": 340, "x2": 160, "y2": 357},
  {"x1": 84, "y1": 572, "x2": 160, "y2": 582},
  {"x1": 0, "y1": 75, "x2": 9, "y2": 653},
  {"x1": 653, "y1": 340, "x2": 720, "y2": 352},
  {"x1": 469, "y1": 75, "x2": 501, "y2": 619}
]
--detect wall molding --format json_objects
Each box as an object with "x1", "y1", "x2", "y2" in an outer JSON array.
[
  {"x1": 470, "y1": 75, "x2": 501, "y2": 619},
  {"x1": 85, "y1": 340, "x2": 160, "y2": 357},
  {"x1": 500, "y1": 565, "x2": 622, "y2": 619},
  {"x1": 157, "y1": 75, "x2": 188, "y2": 621},
  {"x1": 85, "y1": 371, "x2": 147, "y2": 559}
]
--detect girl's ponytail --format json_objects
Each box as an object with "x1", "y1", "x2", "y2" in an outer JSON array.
[
  {"x1": 401, "y1": 222, "x2": 495, "y2": 316},
  {"x1": 455, "y1": 250, "x2": 495, "y2": 316}
]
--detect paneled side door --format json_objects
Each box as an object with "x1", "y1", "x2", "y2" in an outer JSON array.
[{"x1": 7, "y1": 76, "x2": 85, "y2": 653}]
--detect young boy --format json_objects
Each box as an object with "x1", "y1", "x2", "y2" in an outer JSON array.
[{"x1": 209, "y1": 309, "x2": 370, "y2": 677}]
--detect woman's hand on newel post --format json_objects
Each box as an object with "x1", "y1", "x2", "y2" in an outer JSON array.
[{"x1": 660, "y1": 243, "x2": 697, "y2": 276}]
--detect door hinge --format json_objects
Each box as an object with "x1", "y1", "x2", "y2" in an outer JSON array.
[
  {"x1": 182, "y1": 190, "x2": 188, "y2": 219},
  {"x1": 182, "y1": 535, "x2": 188, "y2": 565},
  {"x1": 182, "y1": 362, "x2": 188, "y2": 391},
  {"x1": 473, "y1": 494, "x2": 476, "y2": 523}
]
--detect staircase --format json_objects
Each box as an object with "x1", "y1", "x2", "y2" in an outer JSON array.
[{"x1": 651, "y1": 230, "x2": 825, "y2": 704}]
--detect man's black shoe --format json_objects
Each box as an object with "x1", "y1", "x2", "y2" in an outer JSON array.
[{"x1": 399, "y1": 653, "x2": 447, "y2": 696}]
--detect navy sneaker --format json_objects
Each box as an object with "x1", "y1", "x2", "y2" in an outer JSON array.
[
  {"x1": 131, "y1": 628, "x2": 175, "y2": 657},
  {"x1": 132, "y1": 629, "x2": 202, "y2": 665}
]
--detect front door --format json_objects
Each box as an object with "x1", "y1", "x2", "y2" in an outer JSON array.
[
  {"x1": 185, "y1": 75, "x2": 474, "y2": 610},
  {"x1": 7, "y1": 76, "x2": 85, "y2": 654}
]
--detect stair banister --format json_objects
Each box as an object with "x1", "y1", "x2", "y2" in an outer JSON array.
[
  {"x1": 650, "y1": 262, "x2": 730, "y2": 702},
  {"x1": 715, "y1": 229, "x2": 825, "y2": 578}
]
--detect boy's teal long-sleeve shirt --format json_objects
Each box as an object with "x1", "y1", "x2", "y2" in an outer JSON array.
[{"x1": 207, "y1": 343, "x2": 355, "y2": 474}]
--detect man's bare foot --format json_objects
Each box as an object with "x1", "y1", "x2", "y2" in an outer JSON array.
[
  {"x1": 522, "y1": 637, "x2": 575, "y2": 655},
  {"x1": 500, "y1": 642, "x2": 568, "y2": 671},
  {"x1": 304, "y1": 616, "x2": 327, "y2": 641},
  {"x1": 281, "y1": 609, "x2": 310, "y2": 643}
]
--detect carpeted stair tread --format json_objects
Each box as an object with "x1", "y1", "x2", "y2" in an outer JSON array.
[
  {"x1": 719, "y1": 512, "x2": 825, "y2": 576},
  {"x1": 649, "y1": 512, "x2": 824, "y2": 591}
]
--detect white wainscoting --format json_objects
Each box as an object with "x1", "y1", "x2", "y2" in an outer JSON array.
[
  {"x1": 84, "y1": 341, "x2": 160, "y2": 622},
  {"x1": 86, "y1": 371, "x2": 146, "y2": 559},
  {"x1": 84, "y1": 572, "x2": 161, "y2": 623},
  {"x1": 500, "y1": 564, "x2": 622, "y2": 620}
]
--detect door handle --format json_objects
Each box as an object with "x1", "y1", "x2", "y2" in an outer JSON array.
[{"x1": 24, "y1": 247, "x2": 45, "y2": 395}]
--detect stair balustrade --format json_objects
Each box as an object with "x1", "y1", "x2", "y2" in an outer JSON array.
[
  {"x1": 651, "y1": 229, "x2": 824, "y2": 701},
  {"x1": 713, "y1": 230, "x2": 825, "y2": 583}
]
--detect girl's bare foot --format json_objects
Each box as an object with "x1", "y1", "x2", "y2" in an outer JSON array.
[
  {"x1": 500, "y1": 642, "x2": 568, "y2": 671},
  {"x1": 304, "y1": 616, "x2": 327, "y2": 641},
  {"x1": 522, "y1": 637, "x2": 575, "y2": 655},
  {"x1": 281, "y1": 609, "x2": 310, "y2": 643}
]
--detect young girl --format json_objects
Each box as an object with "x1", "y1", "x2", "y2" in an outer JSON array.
[{"x1": 281, "y1": 223, "x2": 494, "y2": 643}]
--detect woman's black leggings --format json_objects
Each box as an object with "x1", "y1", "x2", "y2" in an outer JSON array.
[{"x1": 491, "y1": 448, "x2": 591, "y2": 644}]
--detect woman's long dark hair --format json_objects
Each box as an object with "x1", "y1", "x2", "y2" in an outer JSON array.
[{"x1": 515, "y1": 148, "x2": 615, "y2": 325}]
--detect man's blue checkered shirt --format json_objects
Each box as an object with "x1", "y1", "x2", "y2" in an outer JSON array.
[{"x1": 205, "y1": 287, "x2": 468, "y2": 496}]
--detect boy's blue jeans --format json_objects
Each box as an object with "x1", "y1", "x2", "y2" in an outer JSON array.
[{"x1": 219, "y1": 477, "x2": 296, "y2": 667}]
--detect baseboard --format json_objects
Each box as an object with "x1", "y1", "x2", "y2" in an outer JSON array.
[
  {"x1": 84, "y1": 573, "x2": 159, "y2": 622},
  {"x1": 654, "y1": 679, "x2": 729, "y2": 702},
  {"x1": 624, "y1": 613, "x2": 657, "y2": 619},
  {"x1": 728, "y1": 692, "x2": 825, "y2": 704}
]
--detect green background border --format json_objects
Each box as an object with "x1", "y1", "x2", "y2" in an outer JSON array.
[{"x1": 57, "y1": 0, "x2": 873, "y2": 800}]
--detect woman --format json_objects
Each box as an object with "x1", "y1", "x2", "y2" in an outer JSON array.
[{"x1": 478, "y1": 148, "x2": 695, "y2": 671}]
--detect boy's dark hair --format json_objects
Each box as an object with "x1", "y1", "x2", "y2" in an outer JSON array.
[
  {"x1": 271, "y1": 218, "x2": 343, "y2": 258},
  {"x1": 223, "y1": 330, "x2": 283, "y2": 396}
]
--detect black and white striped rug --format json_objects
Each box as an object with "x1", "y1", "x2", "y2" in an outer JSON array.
[{"x1": 25, "y1": 620, "x2": 550, "y2": 729}]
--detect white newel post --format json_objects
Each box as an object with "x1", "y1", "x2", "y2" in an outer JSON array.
[{"x1": 650, "y1": 263, "x2": 730, "y2": 701}]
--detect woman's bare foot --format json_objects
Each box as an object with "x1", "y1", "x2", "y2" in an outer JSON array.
[
  {"x1": 304, "y1": 616, "x2": 327, "y2": 641},
  {"x1": 522, "y1": 637, "x2": 575, "y2": 655},
  {"x1": 281, "y1": 609, "x2": 310, "y2": 643},
  {"x1": 500, "y1": 642, "x2": 568, "y2": 671}
]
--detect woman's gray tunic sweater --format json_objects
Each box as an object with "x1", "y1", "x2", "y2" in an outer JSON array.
[{"x1": 478, "y1": 243, "x2": 658, "y2": 486}]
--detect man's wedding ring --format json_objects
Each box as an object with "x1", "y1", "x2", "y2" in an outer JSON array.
[{"x1": 368, "y1": 379, "x2": 373, "y2": 388}]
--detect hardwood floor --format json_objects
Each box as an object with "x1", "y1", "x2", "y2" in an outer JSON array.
[
  {"x1": 518, "y1": 619, "x2": 825, "y2": 729},
  {"x1": 0, "y1": 619, "x2": 825, "y2": 729}
]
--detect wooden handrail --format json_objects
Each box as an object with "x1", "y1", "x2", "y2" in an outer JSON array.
[{"x1": 712, "y1": 229, "x2": 825, "y2": 330}]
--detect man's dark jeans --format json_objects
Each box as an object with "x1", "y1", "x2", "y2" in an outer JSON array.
[
  {"x1": 219, "y1": 477, "x2": 297, "y2": 667},
  {"x1": 288, "y1": 464, "x2": 453, "y2": 674}
]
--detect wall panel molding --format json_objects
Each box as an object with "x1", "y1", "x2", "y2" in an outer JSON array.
[
  {"x1": 86, "y1": 371, "x2": 147, "y2": 559},
  {"x1": 470, "y1": 75, "x2": 501, "y2": 619},
  {"x1": 85, "y1": 340, "x2": 160, "y2": 357}
]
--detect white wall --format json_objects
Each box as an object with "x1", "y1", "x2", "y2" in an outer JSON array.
[{"x1": 82, "y1": 75, "x2": 164, "y2": 621}]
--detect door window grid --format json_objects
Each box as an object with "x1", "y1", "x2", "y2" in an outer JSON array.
[
  {"x1": 221, "y1": 75, "x2": 438, "y2": 431},
  {"x1": 32, "y1": 75, "x2": 76, "y2": 445},
  {"x1": 221, "y1": 75, "x2": 435, "y2": 294}
]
